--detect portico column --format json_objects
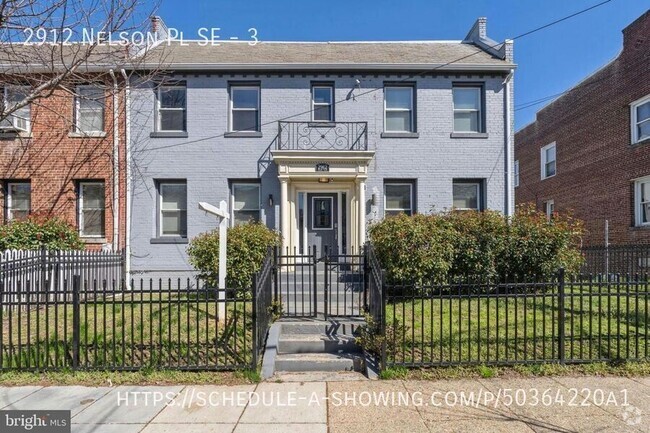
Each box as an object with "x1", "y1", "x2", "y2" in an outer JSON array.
[
  {"x1": 357, "y1": 178, "x2": 366, "y2": 247},
  {"x1": 280, "y1": 178, "x2": 289, "y2": 254}
]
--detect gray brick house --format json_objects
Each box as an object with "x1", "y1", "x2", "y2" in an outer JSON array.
[{"x1": 126, "y1": 17, "x2": 516, "y2": 276}]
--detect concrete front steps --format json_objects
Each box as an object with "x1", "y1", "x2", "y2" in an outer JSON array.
[{"x1": 264, "y1": 320, "x2": 367, "y2": 377}]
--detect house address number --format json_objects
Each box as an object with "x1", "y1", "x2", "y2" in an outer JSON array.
[{"x1": 315, "y1": 163, "x2": 330, "y2": 172}]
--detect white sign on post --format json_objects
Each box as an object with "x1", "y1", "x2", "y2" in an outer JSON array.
[{"x1": 198, "y1": 200, "x2": 229, "y2": 321}]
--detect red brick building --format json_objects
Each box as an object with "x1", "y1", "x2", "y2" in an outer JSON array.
[
  {"x1": 515, "y1": 11, "x2": 650, "y2": 246},
  {"x1": 0, "y1": 81, "x2": 127, "y2": 251}
]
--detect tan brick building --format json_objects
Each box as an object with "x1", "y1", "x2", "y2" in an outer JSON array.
[
  {"x1": 0, "y1": 81, "x2": 127, "y2": 251},
  {"x1": 515, "y1": 11, "x2": 650, "y2": 246}
]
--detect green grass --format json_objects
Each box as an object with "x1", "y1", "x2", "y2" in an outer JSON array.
[
  {"x1": 385, "y1": 285, "x2": 649, "y2": 366},
  {"x1": 1, "y1": 292, "x2": 254, "y2": 370}
]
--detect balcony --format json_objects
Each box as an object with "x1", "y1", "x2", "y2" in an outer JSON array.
[{"x1": 277, "y1": 121, "x2": 368, "y2": 151}]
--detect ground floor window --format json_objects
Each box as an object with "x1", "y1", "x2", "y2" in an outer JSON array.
[
  {"x1": 5, "y1": 181, "x2": 30, "y2": 221},
  {"x1": 452, "y1": 179, "x2": 484, "y2": 211},
  {"x1": 544, "y1": 199, "x2": 555, "y2": 220},
  {"x1": 231, "y1": 182, "x2": 260, "y2": 226},
  {"x1": 384, "y1": 181, "x2": 415, "y2": 216},
  {"x1": 158, "y1": 180, "x2": 187, "y2": 237},
  {"x1": 78, "y1": 181, "x2": 105, "y2": 237},
  {"x1": 635, "y1": 176, "x2": 650, "y2": 226}
]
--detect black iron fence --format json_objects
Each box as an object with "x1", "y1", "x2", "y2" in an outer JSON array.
[
  {"x1": 581, "y1": 244, "x2": 650, "y2": 276},
  {"x1": 252, "y1": 250, "x2": 274, "y2": 367}
]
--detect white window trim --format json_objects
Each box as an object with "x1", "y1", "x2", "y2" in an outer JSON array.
[
  {"x1": 229, "y1": 85, "x2": 261, "y2": 132},
  {"x1": 384, "y1": 86, "x2": 414, "y2": 133},
  {"x1": 74, "y1": 85, "x2": 105, "y2": 134},
  {"x1": 384, "y1": 182, "x2": 414, "y2": 215},
  {"x1": 158, "y1": 182, "x2": 187, "y2": 237},
  {"x1": 452, "y1": 181, "x2": 482, "y2": 211},
  {"x1": 514, "y1": 160, "x2": 520, "y2": 188},
  {"x1": 630, "y1": 94, "x2": 650, "y2": 145},
  {"x1": 311, "y1": 196, "x2": 334, "y2": 230},
  {"x1": 544, "y1": 199, "x2": 555, "y2": 220},
  {"x1": 230, "y1": 182, "x2": 261, "y2": 227},
  {"x1": 452, "y1": 86, "x2": 483, "y2": 133},
  {"x1": 311, "y1": 85, "x2": 334, "y2": 122},
  {"x1": 6, "y1": 181, "x2": 30, "y2": 221},
  {"x1": 540, "y1": 142, "x2": 557, "y2": 180},
  {"x1": 78, "y1": 181, "x2": 105, "y2": 238},
  {"x1": 1, "y1": 87, "x2": 31, "y2": 132},
  {"x1": 634, "y1": 175, "x2": 650, "y2": 227},
  {"x1": 156, "y1": 84, "x2": 187, "y2": 132}
]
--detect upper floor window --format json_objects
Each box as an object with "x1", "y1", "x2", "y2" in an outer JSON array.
[
  {"x1": 384, "y1": 86, "x2": 414, "y2": 132},
  {"x1": 5, "y1": 181, "x2": 30, "y2": 221},
  {"x1": 78, "y1": 181, "x2": 105, "y2": 237},
  {"x1": 231, "y1": 182, "x2": 260, "y2": 226},
  {"x1": 230, "y1": 85, "x2": 260, "y2": 132},
  {"x1": 634, "y1": 176, "x2": 650, "y2": 227},
  {"x1": 452, "y1": 85, "x2": 483, "y2": 133},
  {"x1": 312, "y1": 85, "x2": 334, "y2": 122},
  {"x1": 1, "y1": 87, "x2": 30, "y2": 132},
  {"x1": 74, "y1": 86, "x2": 104, "y2": 133},
  {"x1": 514, "y1": 160, "x2": 520, "y2": 188},
  {"x1": 156, "y1": 83, "x2": 187, "y2": 132},
  {"x1": 384, "y1": 181, "x2": 415, "y2": 216},
  {"x1": 452, "y1": 179, "x2": 484, "y2": 211},
  {"x1": 631, "y1": 95, "x2": 650, "y2": 144},
  {"x1": 540, "y1": 142, "x2": 556, "y2": 180},
  {"x1": 158, "y1": 181, "x2": 187, "y2": 237}
]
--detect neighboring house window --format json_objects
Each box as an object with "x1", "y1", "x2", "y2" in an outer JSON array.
[
  {"x1": 158, "y1": 181, "x2": 187, "y2": 237},
  {"x1": 231, "y1": 182, "x2": 260, "y2": 226},
  {"x1": 230, "y1": 85, "x2": 260, "y2": 132},
  {"x1": 312, "y1": 85, "x2": 334, "y2": 121},
  {"x1": 631, "y1": 95, "x2": 650, "y2": 144},
  {"x1": 452, "y1": 180, "x2": 483, "y2": 211},
  {"x1": 544, "y1": 199, "x2": 555, "y2": 220},
  {"x1": 453, "y1": 85, "x2": 483, "y2": 133},
  {"x1": 384, "y1": 86, "x2": 414, "y2": 132},
  {"x1": 634, "y1": 176, "x2": 650, "y2": 226},
  {"x1": 78, "y1": 182, "x2": 105, "y2": 237},
  {"x1": 1, "y1": 87, "x2": 30, "y2": 132},
  {"x1": 384, "y1": 181, "x2": 415, "y2": 216},
  {"x1": 156, "y1": 83, "x2": 187, "y2": 132},
  {"x1": 514, "y1": 160, "x2": 520, "y2": 188},
  {"x1": 540, "y1": 142, "x2": 556, "y2": 180},
  {"x1": 74, "y1": 86, "x2": 105, "y2": 133},
  {"x1": 6, "y1": 181, "x2": 30, "y2": 221}
]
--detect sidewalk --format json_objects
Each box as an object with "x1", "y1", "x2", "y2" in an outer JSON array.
[{"x1": 1, "y1": 376, "x2": 648, "y2": 432}]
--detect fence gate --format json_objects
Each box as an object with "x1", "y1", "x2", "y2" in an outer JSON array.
[{"x1": 274, "y1": 246, "x2": 366, "y2": 319}]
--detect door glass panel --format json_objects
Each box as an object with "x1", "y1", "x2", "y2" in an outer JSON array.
[{"x1": 312, "y1": 197, "x2": 332, "y2": 229}]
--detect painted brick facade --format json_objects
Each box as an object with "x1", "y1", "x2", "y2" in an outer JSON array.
[
  {"x1": 515, "y1": 11, "x2": 650, "y2": 246},
  {"x1": 0, "y1": 84, "x2": 127, "y2": 250}
]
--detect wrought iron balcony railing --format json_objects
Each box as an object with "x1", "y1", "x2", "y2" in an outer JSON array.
[{"x1": 277, "y1": 121, "x2": 368, "y2": 151}]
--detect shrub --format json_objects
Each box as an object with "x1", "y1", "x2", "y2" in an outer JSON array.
[
  {"x1": 0, "y1": 217, "x2": 84, "y2": 250},
  {"x1": 368, "y1": 213, "x2": 455, "y2": 284},
  {"x1": 187, "y1": 222, "x2": 281, "y2": 291}
]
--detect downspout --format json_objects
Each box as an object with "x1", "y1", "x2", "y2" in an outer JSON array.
[
  {"x1": 109, "y1": 69, "x2": 120, "y2": 250},
  {"x1": 503, "y1": 68, "x2": 514, "y2": 217},
  {"x1": 120, "y1": 68, "x2": 131, "y2": 285}
]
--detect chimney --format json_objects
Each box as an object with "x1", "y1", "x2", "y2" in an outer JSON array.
[
  {"x1": 150, "y1": 16, "x2": 168, "y2": 41},
  {"x1": 464, "y1": 17, "x2": 488, "y2": 42},
  {"x1": 622, "y1": 10, "x2": 649, "y2": 54}
]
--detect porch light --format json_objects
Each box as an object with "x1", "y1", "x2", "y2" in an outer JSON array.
[
  {"x1": 318, "y1": 177, "x2": 332, "y2": 183},
  {"x1": 268, "y1": 194, "x2": 274, "y2": 207}
]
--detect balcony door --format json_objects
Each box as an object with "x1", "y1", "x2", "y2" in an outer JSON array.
[{"x1": 307, "y1": 193, "x2": 338, "y2": 256}]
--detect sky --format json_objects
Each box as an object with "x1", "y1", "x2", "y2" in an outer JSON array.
[{"x1": 155, "y1": 0, "x2": 649, "y2": 130}]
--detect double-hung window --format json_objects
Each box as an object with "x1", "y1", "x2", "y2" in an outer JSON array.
[
  {"x1": 159, "y1": 181, "x2": 187, "y2": 237},
  {"x1": 6, "y1": 181, "x2": 30, "y2": 221},
  {"x1": 452, "y1": 85, "x2": 483, "y2": 133},
  {"x1": 384, "y1": 181, "x2": 415, "y2": 216},
  {"x1": 312, "y1": 85, "x2": 334, "y2": 121},
  {"x1": 230, "y1": 85, "x2": 260, "y2": 132},
  {"x1": 635, "y1": 176, "x2": 650, "y2": 227},
  {"x1": 1, "y1": 87, "x2": 30, "y2": 132},
  {"x1": 384, "y1": 86, "x2": 414, "y2": 132},
  {"x1": 514, "y1": 160, "x2": 520, "y2": 188},
  {"x1": 78, "y1": 182, "x2": 105, "y2": 237},
  {"x1": 74, "y1": 86, "x2": 105, "y2": 133},
  {"x1": 631, "y1": 95, "x2": 650, "y2": 144},
  {"x1": 157, "y1": 83, "x2": 187, "y2": 132},
  {"x1": 231, "y1": 182, "x2": 260, "y2": 226},
  {"x1": 452, "y1": 180, "x2": 483, "y2": 211},
  {"x1": 544, "y1": 199, "x2": 555, "y2": 220},
  {"x1": 541, "y1": 142, "x2": 556, "y2": 180}
]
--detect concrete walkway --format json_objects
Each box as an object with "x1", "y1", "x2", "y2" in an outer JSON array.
[{"x1": 1, "y1": 376, "x2": 648, "y2": 432}]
